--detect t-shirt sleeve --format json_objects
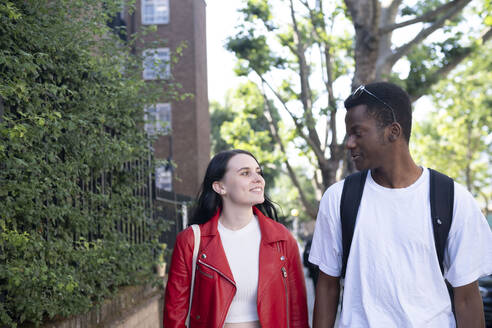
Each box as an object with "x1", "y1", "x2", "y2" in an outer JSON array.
[
  {"x1": 308, "y1": 181, "x2": 343, "y2": 277},
  {"x1": 444, "y1": 182, "x2": 492, "y2": 287}
]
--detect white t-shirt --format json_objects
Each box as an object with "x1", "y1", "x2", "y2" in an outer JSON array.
[
  {"x1": 218, "y1": 216, "x2": 261, "y2": 323},
  {"x1": 309, "y1": 167, "x2": 492, "y2": 327}
]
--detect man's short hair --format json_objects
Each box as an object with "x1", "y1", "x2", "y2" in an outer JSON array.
[{"x1": 344, "y1": 82, "x2": 412, "y2": 143}]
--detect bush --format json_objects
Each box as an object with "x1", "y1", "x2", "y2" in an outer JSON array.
[{"x1": 0, "y1": 0, "x2": 181, "y2": 326}]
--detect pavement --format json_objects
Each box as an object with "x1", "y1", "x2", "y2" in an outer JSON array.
[
  {"x1": 301, "y1": 243, "x2": 340, "y2": 327},
  {"x1": 299, "y1": 241, "x2": 315, "y2": 326},
  {"x1": 304, "y1": 266, "x2": 316, "y2": 326}
]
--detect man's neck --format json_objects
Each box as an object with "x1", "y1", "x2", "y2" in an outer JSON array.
[{"x1": 371, "y1": 150, "x2": 422, "y2": 188}]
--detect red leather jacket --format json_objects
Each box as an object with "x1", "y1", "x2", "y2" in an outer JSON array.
[{"x1": 163, "y1": 207, "x2": 309, "y2": 328}]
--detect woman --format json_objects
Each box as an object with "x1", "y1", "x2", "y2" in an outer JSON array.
[{"x1": 164, "y1": 149, "x2": 309, "y2": 328}]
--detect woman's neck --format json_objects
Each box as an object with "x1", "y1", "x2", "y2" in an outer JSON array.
[{"x1": 219, "y1": 204, "x2": 254, "y2": 231}]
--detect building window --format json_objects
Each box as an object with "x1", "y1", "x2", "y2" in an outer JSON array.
[
  {"x1": 144, "y1": 103, "x2": 171, "y2": 136},
  {"x1": 143, "y1": 48, "x2": 170, "y2": 80},
  {"x1": 156, "y1": 165, "x2": 172, "y2": 191},
  {"x1": 142, "y1": 0, "x2": 169, "y2": 25}
]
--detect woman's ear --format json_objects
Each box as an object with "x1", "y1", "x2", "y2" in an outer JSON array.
[{"x1": 212, "y1": 181, "x2": 225, "y2": 195}]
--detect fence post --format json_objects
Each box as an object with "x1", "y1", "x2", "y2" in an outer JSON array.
[{"x1": 181, "y1": 203, "x2": 188, "y2": 229}]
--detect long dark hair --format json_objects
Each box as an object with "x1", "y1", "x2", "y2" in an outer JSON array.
[{"x1": 189, "y1": 149, "x2": 278, "y2": 225}]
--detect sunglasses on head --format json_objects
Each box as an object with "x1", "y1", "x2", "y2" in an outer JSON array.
[{"x1": 352, "y1": 85, "x2": 397, "y2": 123}]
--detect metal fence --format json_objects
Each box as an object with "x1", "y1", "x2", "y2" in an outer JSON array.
[
  {"x1": 4, "y1": 143, "x2": 192, "y2": 266},
  {"x1": 77, "y1": 157, "x2": 193, "y2": 253},
  {"x1": 69, "y1": 158, "x2": 156, "y2": 245},
  {"x1": 154, "y1": 189, "x2": 193, "y2": 264}
]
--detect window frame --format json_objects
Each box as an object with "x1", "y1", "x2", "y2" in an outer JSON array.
[
  {"x1": 141, "y1": 0, "x2": 170, "y2": 25},
  {"x1": 144, "y1": 103, "x2": 172, "y2": 136},
  {"x1": 155, "y1": 164, "x2": 173, "y2": 192},
  {"x1": 142, "y1": 48, "x2": 170, "y2": 80}
]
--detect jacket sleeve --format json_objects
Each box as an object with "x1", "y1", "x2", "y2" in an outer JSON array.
[
  {"x1": 163, "y1": 227, "x2": 194, "y2": 328},
  {"x1": 286, "y1": 235, "x2": 310, "y2": 328}
]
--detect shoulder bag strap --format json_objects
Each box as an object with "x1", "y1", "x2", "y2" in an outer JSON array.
[{"x1": 186, "y1": 224, "x2": 200, "y2": 326}]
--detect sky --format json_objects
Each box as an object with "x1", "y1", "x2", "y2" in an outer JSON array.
[{"x1": 206, "y1": 0, "x2": 244, "y2": 103}]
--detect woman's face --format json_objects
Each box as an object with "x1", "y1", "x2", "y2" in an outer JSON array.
[{"x1": 215, "y1": 154, "x2": 265, "y2": 207}]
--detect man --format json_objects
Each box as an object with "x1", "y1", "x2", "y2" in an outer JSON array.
[{"x1": 309, "y1": 82, "x2": 492, "y2": 327}]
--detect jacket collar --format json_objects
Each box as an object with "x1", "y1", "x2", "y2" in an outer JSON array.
[{"x1": 200, "y1": 206, "x2": 287, "y2": 243}]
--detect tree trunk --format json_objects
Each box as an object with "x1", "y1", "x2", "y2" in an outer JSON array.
[
  {"x1": 346, "y1": 0, "x2": 381, "y2": 88},
  {"x1": 375, "y1": 2, "x2": 400, "y2": 80}
]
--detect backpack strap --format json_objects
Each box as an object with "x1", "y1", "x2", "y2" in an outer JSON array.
[
  {"x1": 428, "y1": 168, "x2": 454, "y2": 275},
  {"x1": 429, "y1": 168, "x2": 455, "y2": 320},
  {"x1": 340, "y1": 170, "x2": 368, "y2": 278}
]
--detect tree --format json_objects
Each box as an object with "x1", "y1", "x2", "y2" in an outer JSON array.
[
  {"x1": 210, "y1": 82, "x2": 284, "y2": 195},
  {"x1": 271, "y1": 165, "x2": 318, "y2": 224},
  {"x1": 211, "y1": 82, "x2": 322, "y2": 217},
  {"x1": 412, "y1": 43, "x2": 492, "y2": 214},
  {"x1": 226, "y1": 0, "x2": 491, "y2": 218}
]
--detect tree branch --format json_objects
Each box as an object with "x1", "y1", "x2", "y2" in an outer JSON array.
[
  {"x1": 300, "y1": 0, "x2": 338, "y2": 154},
  {"x1": 313, "y1": 168, "x2": 323, "y2": 197},
  {"x1": 371, "y1": 0, "x2": 380, "y2": 32},
  {"x1": 387, "y1": 0, "x2": 403, "y2": 19},
  {"x1": 386, "y1": 0, "x2": 471, "y2": 68},
  {"x1": 288, "y1": 0, "x2": 324, "y2": 156},
  {"x1": 260, "y1": 84, "x2": 318, "y2": 219},
  {"x1": 379, "y1": 0, "x2": 460, "y2": 34},
  {"x1": 255, "y1": 71, "x2": 327, "y2": 165},
  {"x1": 411, "y1": 27, "x2": 492, "y2": 102}
]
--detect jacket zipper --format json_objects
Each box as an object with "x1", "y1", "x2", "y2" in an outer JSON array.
[
  {"x1": 281, "y1": 266, "x2": 290, "y2": 328},
  {"x1": 197, "y1": 259, "x2": 236, "y2": 287},
  {"x1": 197, "y1": 259, "x2": 236, "y2": 326}
]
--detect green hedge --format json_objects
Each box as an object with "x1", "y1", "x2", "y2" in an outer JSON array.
[{"x1": 0, "y1": 1, "x2": 180, "y2": 326}]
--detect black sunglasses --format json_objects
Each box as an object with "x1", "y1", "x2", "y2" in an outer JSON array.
[{"x1": 352, "y1": 85, "x2": 397, "y2": 123}]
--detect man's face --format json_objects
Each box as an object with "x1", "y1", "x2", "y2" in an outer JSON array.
[{"x1": 345, "y1": 104, "x2": 389, "y2": 171}]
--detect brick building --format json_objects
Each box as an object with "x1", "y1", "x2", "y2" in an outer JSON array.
[{"x1": 123, "y1": 0, "x2": 210, "y2": 198}]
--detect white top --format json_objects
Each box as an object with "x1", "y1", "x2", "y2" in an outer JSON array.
[
  {"x1": 218, "y1": 216, "x2": 261, "y2": 323},
  {"x1": 309, "y1": 167, "x2": 492, "y2": 327}
]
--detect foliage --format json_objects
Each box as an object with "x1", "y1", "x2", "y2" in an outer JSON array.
[
  {"x1": 210, "y1": 82, "x2": 282, "y2": 190},
  {"x1": 412, "y1": 43, "x2": 492, "y2": 211},
  {"x1": 210, "y1": 100, "x2": 235, "y2": 154},
  {"x1": 0, "y1": 0, "x2": 181, "y2": 326},
  {"x1": 271, "y1": 166, "x2": 317, "y2": 223},
  {"x1": 404, "y1": 31, "x2": 479, "y2": 99},
  {"x1": 220, "y1": 0, "x2": 491, "y2": 218}
]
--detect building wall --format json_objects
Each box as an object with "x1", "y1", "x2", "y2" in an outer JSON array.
[
  {"x1": 193, "y1": 0, "x2": 210, "y2": 188},
  {"x1": 128, "y1": 0, "x2": 210, "y2": 197}
]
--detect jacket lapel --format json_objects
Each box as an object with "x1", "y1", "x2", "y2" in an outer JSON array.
[
  {"x1": 256, "y1": 208, "x2": 288, "y2": 299},
  {"x1": 197, "y1": 207, "x2": 288, "y2": 288},
  {"x1": 198, "y1": 209, "x2": 235, "y2": 283}
]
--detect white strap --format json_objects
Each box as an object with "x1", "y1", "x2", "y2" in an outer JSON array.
[{"x1": 186, "y1": 224, "x2": 200, "y2": 326}]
